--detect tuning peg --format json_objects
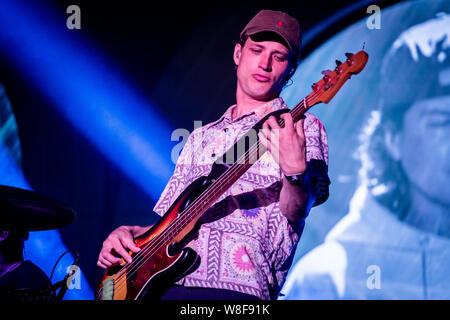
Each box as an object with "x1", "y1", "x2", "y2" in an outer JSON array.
[
  {"x1": 345, "y1": 52, "x2": 354, "y2": 59},
  {"x1": 321, "y1": 70, "x2": 331, "y2": 76},
  {"x1": 335, "y1": 59, "x2": 342, "y2": 66}
]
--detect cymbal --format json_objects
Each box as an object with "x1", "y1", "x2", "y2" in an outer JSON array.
[{"x1": 0, "y1": 185, "x2": 76, "y2": 231}]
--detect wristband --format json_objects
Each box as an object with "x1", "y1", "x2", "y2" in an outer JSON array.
[{"x1": 285, "y1": 172, "x2": 307, "y2": 185}]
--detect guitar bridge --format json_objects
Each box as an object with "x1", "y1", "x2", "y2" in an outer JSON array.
[{"x1": 101, "y1": 277, "x2": 114, "y2": 300}]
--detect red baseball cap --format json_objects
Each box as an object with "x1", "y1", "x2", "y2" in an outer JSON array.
[{"x1": 240, "y1": 9, "x2": 301, "y2": 53}]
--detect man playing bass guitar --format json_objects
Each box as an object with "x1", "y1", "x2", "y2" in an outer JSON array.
[{"x1": 97, "y1": 9, "x2": 330, "y2": 300}]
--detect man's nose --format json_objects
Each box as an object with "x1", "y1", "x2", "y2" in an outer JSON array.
[{"x1": 259, "y1": 54, "x2": 272, "y2": 72}]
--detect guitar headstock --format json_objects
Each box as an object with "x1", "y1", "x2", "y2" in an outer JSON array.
[{"x1": 307, "y1": 50, "x2": 368, "y2": 106}]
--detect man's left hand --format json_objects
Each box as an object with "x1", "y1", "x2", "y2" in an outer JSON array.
[{"x1": 258, "y1": 113, "x2": 307, "y2": 175}]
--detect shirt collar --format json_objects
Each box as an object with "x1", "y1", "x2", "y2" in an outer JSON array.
[{"x1": 208, "y1": 97, "x2": 287, "y2": 128}]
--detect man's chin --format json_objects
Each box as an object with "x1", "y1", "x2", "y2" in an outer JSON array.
[{"x1": 250, "y1": 90, "x2": 280, "y2": 102}]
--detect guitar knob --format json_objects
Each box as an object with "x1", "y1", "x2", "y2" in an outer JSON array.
[
  {"x1": 321, "y1": 70, "x2": 331, "y2": 76},
  {"x1": 345, "y1": 52, "x2": 354, "y2": 59},
  {"x1": 335, "y1": 60, "x2": 342, "y2": 66},
  {"x1": 312, "y1": 82, "x2": 319, "y2": 92}
]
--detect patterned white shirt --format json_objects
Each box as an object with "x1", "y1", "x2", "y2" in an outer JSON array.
[{"x1": 153, "y1": 97, "x2": 329, "y2": 299}]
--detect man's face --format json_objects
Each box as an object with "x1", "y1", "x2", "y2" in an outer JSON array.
[
  {"x1": 398, "y1": 94, "x2": 450, "y2": 206},
  {"x1": 234, "y1": 36, "x2": 291, "y2": 101}
]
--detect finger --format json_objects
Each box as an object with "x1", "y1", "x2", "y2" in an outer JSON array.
[
  {"x1": 266, "y1": 116, "x2": 281, "y2": 130},
  {"x1": 98, "y1": 255, "x2": 113, "y2": 268},
  {"x1": 280, "y1": 113, "x2": 295, "y2": 133},
  {"x1": 97, "y1": 257, "x2": 110, "y2": 269},
  {"x1": 266, "y1": 117, "x2": 281, "y2": 146},
  {"x1": 295, "y1": 117, "x2": 306, "y2": 139},
  {"x1": 120, "y1": 236, "x2": 141, "y2": 253},
  {"x1": 101, "y1": 250, "x2": 123, "y2": 265},
  {"x1": 269, "y1": 124, "x2": 280, "y2": 142},
  {"x1": 269, "y1": 138, "x2": 280, "y2": 162},
  {"x1": 261, "y1": 121, "x2": 271, "y2": 141},
  {"x1": 115, "y1": 227, "x2": 141, "y2": 252},
  {"x1": 112, "y1": 242, "x2": 133, "y2": 264},
  {"x1": 258, "y1": 131, "x2": 270, "y2": 152}
]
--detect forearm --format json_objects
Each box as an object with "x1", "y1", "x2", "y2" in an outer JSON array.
[{"x1": 279, "y1": 175, "x2": 315, "y2": 226}]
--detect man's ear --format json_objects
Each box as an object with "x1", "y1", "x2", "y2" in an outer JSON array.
[
  {"x1": 0, "y1": 230, "x2": 9, "y2": 242},
  {"x1": 233, "y1": 44, "x2": 242, "y2": 66}
]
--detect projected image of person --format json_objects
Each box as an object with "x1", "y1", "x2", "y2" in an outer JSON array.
[{"x1": 282, "y1": 13, "x2": 450, "y2": 299}]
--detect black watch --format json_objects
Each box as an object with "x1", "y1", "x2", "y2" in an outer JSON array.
[{"x1": 285, "y1": 172, "x2": 307, "y2": 185}]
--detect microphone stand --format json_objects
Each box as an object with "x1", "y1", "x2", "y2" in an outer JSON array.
[{"x1": 53, "y1": 253, "x2": 80, "y2": 300}]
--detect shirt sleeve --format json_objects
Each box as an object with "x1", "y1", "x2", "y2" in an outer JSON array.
[{"x1": 303, "y1": 112, "x2": 331, "y2": 207}]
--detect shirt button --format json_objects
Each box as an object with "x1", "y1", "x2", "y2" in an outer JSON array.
[
  {"x1": 211, "y1": 153, "x2": 216, "y2": 158},
  {"x1": 223, "y1": 128, "x2": 228, "y2": 132}
]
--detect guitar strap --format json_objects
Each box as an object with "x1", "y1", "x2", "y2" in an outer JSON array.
[
  {"x1": 216, "y1": 108, "x2": 290, "y2": 166},
  {"x1": 212, "y1": 108, "x2": 330, "y2": 207}
]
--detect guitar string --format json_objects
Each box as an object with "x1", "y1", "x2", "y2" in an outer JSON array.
[{"x1": 96, "y1": 94, "x2": 314, "y2": 299}]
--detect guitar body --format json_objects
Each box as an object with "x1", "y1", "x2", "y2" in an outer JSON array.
[{"x1": 96, "y1": 174, "x2": 215, "y2": 300}]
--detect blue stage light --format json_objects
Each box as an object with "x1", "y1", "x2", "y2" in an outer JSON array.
[
  {"x1": 0, "y1": 1, "x2": 175, "y2": 197},
  {"x1": 0, "y1": 0, "x2": 177, "y2": 299}
]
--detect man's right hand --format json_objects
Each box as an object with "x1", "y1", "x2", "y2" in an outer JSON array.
[{"x1": 97, "y1": 225, "x2": 150, "y2": 269}]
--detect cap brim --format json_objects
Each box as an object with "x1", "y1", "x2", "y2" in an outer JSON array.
[{"x1": 244, "y1": 27, "x2": 295, "y2": 52}]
